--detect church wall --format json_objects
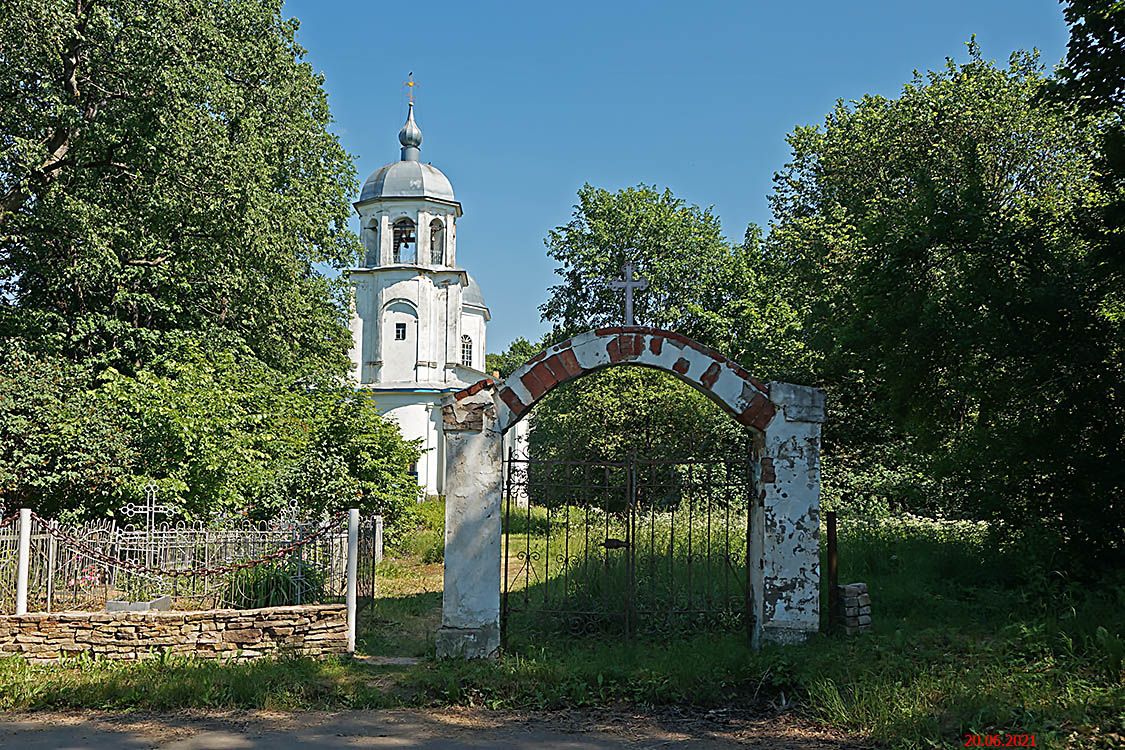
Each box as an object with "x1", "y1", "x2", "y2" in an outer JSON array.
[
  {"x1": 349, "y1": 267, "x2": 477, "y2": 387},
  {"x1": 460, "y1": 309, "x2": 487, "y2": 371},
  {"x1": 370, "y1": 391, "x2": 448, "y2": 496},
  {"x1": 348, "y1": 293, "x2": 364, "y2": 381},
  {"x1": 442, "y1": 283, "x2": 463, "y2": 372},
  {"x1": 381, "y1": 300, "x2": 419, "y2": 382}
]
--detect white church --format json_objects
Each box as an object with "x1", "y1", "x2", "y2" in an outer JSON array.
[{"x1": 347, "y1": 101, "x2": 525, "y2": 496}]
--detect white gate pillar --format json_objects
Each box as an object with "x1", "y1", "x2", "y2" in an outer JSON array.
[
  {"x1": 754, "y1": 382, "x2": 827, "y2": 645},
  {"x1": 15, "y1": 508, "x2": 31, "y2": 616},
  {"x1": 436, "y1": 387, "x2": 504, "y2": 658}
]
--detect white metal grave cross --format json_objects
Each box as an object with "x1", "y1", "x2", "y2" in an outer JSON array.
[
  {"x1": 120, "y1": 482, "x2": 172, "y2": 531},
  {"x1": 608, "y1": 260, "x2": 649, "y2": 326}
]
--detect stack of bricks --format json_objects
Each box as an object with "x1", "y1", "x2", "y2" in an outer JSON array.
[{"x1": 836, "y1": 582, "x2": 872, "y2": 634}]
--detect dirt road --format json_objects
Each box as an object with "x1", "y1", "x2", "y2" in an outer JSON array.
[{"x1": 0, "y1": 708, "x2": 869, "y2": 749}]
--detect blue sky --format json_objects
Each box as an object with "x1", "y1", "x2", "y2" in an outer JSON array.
[{"x1": 284, "y1": 0, "x2": 1070, "y2": 351}]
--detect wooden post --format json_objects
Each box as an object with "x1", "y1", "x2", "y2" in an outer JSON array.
[
  {"x1": 345, "y1": 508, "x2": 359, "y2": 653},
  {"x1": 827, "y1": 510, "x2": 838, "y2": 631},
  {"x1": 15, "y1": 508, "x2": 31, "y2": 615}
]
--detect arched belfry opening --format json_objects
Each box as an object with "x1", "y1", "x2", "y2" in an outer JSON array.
[
  {"x1": 430, "y1": 218, "x2": 445, "y2": 265},
  {"x1": 392, "y1": 218, "x2": 416, "y2": 264},
  {"x1": 435, "y1": 327, "x2": 826, "y2": 659}
]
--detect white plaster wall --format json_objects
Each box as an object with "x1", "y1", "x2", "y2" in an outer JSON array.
[
  {"x1": 460, "y1": 309, "x2": 487, "y2": 370},
  {"x1": 757, "y1": 383, "x2": 824, "y2": 643},
  {"x1": 370, "y1": 392, "x2": 447, "y2": 496},
  {"x1": 347, "y1": 269, "x2": 473, "y2": 386},
  {"x1": 381, "y1": 300, "x2": 419, "y2": 382},
  {"x1": 436, "y1": 390, "x2": 503, "y2": 658},
  {"x1": 347, "y1": 294, "x2": 363, "y2": 382}
]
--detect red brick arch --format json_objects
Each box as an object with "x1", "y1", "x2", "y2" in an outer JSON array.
[{"x1": 452, "y1": 327, "x2": 776, "y2": 435}]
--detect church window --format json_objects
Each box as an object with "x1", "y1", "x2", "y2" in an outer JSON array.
[
  {"x1": 429, "y1": 219, "x2": 445, "y2": 265},
  {"x1": 392, "y1": 218, "x2": 416, "y2": 263},
  {"x1": 395, "y1": 322, "x2": 407, "y2": 340},
  {"x1": 461, "y1": 334, "x2": 473, "y2": 368}
]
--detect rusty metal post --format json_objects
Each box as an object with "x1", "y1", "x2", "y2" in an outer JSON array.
[{"x1": 826, "y1": 510, "x2": 838, "y2": 631}]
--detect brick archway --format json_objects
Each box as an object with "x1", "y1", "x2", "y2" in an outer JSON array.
[
  {"x1": 452, "y1": 327, "x2": 777, "y2": 435},
  {"x1": 436, "y1": 327, "x2": 825, "y2": 660}
]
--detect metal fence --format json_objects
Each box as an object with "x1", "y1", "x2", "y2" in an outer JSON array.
[
  {"x1": 0, "y1": 509, "x2": 383, "y2": 615},
  {"x1": 501, "y1": 454, "x2": 754, "y2": 647}
]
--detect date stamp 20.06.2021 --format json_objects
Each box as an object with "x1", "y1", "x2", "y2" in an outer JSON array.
[{"x1": 964, "y1": 734, "x2": 1037, "y2": 747}]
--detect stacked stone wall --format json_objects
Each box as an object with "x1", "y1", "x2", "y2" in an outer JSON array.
[{"x1": 0, "y1": 604, "x2": 346, "y2": 663}]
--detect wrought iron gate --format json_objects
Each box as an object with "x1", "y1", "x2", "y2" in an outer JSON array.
[{"x1": 500, "y1": 453, "x2": 755, "y2": 647}]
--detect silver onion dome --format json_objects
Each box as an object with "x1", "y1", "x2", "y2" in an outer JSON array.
[
  {"x1": 398, "y1": 101, "x2": 422, "y2": 160},
  {"x1": 357, "y1": 100, "x2": 457, "y2": 205}
]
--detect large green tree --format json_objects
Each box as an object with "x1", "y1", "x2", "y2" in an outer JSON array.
[
  {"x1": 533, "y1": 186, "x2": 766, "y2": 464},
  {"x1": 1052, "y1": 0, "x2": 1125, "y2": 338},
  {"x1": 541, "y1": 184, "x2": 752, "y2": 354},
  {"x1": 486, "y1": 337, "x2": 542, "y2": 379},
  {"x1": 0, "y1": 334, "x2": 421, "y2": 532},
  {"x1": 0, "y1": 0, "x2": 421, "y2": 526},
  {"x1": 0, "y1": 0, "x2": 359, "y2": 374},
  {"x1": 765, "y1": 45, "x2": 1123, "y2": 565},
  {"x1": 528, "y1": 367, "x2": 748, "y2": 465}
]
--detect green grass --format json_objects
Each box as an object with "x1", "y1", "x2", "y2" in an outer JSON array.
[
  {"x1": 0, "y1": 652, "x2": 408, "y2": 711},
  {"x1": 359, "y1": 557, "x2": 443, "y2": 657},
  {"x1": 0, "y1": 497, "x2": 1121, "y2": 750}
]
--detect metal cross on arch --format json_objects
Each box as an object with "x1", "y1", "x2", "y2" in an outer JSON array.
[{"x1": 608, "y1": 260, "x2": 649, "y2": 326}]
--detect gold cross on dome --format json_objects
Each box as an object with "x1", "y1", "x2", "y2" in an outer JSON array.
[{"x1": 404, "y1": 72, "x2": 416, "y2": 103}]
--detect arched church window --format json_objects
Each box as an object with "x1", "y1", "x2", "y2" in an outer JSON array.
[
  {"x1": 429, "y1": 219, "x2": 445, "y2": 265},
  {"x1": 393, "y1": 218, "x2": 416, "y2": 263},
  {"x1": 461, "y1": 334, "x2": 473, "y2": 368}
]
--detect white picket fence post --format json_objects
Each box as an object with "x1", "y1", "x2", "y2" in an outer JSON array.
[
  {"x1": 15, "y1": 508, "x2": 31, "y2": 615},
  {"x1": 345, "y1": 508, "x2": 359, "y2": 653}
]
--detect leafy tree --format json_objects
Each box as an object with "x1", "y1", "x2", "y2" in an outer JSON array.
[
  {"x1": 0, "y1": 0, "x2": 360, "y2": 375},
  {"x1": 0, "y1": 338, "x2": 421, "y2": 531},
  {"x1": 541, "y1": 184, "x2": 750, "y2": 354},
  {"x1": 1051, "y1": 1, "x2": 1125, "y2": 335},
  {"x1": 533, "y1": 186, "x2": 765, "y2": 465},
  {"x1": 0, "y1": 342, "x2": 134, "y2": 513},
  {"x1": 766, "y1": 45, "x2": 1123, "y2": 566},
  {"x1": 529, "y1": 367, "x2": 748, "y2": 465},
  {"x1": 0, "y1": 0, "x2": 421, "y2": 530},
  {"x1": 1053, "y1": 0, "x2": 1125, "y2": 111},
  {"x1": 486, "y1": 337, "x2": 542, "y2": 378}
]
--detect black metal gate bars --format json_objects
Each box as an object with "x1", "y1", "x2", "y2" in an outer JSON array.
[{"x1": 500, "y1": 453, "x2": 755, "y2": 648}]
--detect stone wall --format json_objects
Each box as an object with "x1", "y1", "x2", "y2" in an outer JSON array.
[{"x1": 0, "y1": 604, "x2": 347, "y2": 663}]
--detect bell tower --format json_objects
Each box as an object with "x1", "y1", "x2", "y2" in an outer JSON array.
[
  {"x1": 345, "y1": 96, "x2": 490, "y2": 496},
  {"x1": 355, "y1": 102, "x2": 460, "y2": 272}
]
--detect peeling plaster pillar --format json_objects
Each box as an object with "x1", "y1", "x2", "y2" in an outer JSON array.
[
  {"x1": 435, "y1": 388, "x2": 503, "y2": 658},
  {"x1": 756, "y1": 382, "x2": 827, "y2": 645}
]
